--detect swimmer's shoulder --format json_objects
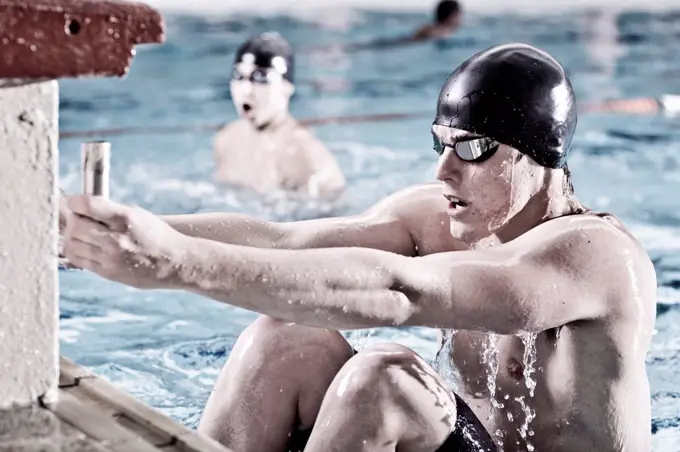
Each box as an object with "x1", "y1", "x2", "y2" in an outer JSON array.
[
  {"x1": 369, "y1": 183, "x2": 445, "y2": 220},
  {"x1": 537, "y1": 209, "x2": 640, "y2": 251},
  {"x1": 513, "y1": 211, "x2": 657, "y2": 326},
  {"x1": 412, "y1": 24, "x2": 435, "y2": 41},
  {"x1": 215, "y1": 119, "x2": 249, "y2": 139},
  {"x1": 290, "y1": 122, "x2": 328, "y2": 151},
  {"x1": 213, "y1": 119, "x2": 250, "y2": 152},
  {"x1": 530, "y1": 209, "x2": 656, "y2": 294}
]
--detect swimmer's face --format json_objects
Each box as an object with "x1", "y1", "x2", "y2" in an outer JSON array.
[
  {"x1": 230, "y1": 58, "x2": 294, "y2": 128},
  {"x1": 443, "y1": 11, "x2": 462, "y2": 29},
  {"x1": 432, "y1": 125, "x2": 544, "y2": 243}
]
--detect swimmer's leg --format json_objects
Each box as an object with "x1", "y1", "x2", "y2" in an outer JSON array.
[
  {"x1": 197, "y1": 315, "x2": 354, "y2": 452},
  {"x1": 303, "y1": 343, "x2": 497, "y2": 452}
]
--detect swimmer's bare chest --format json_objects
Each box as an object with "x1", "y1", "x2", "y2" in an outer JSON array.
[
  {"x1": 449, "y1": 329, "x2": 559, "y2": 451},
  {"x1": 447, "y1": 325, "x2": 645, "y2": 452},
  {"x1": 216, "y1": 123, "x2": 309, "y2": 191}
]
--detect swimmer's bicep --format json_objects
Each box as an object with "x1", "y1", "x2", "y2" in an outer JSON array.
[{"x1": 405, "y1": 230, "x2": 616, "y2": 333}]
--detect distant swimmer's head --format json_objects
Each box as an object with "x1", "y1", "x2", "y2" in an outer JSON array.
[
  {"x1": 230, "y1": 32, "x2": 295, "y2": 129},
  {"x1": 435, "y1": 0, "x2": 462, "y2": 29},
  {"x1": 431, "y1": 43, "x2": 578, "y2": 242}
]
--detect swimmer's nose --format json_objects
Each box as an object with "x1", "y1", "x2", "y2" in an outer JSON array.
[
  {"x1": 236, "y1": 80, "x2": 254, "y2": 96},
  {"x1": 435, "y1": 147, "x2": 463, "y2": 183}
]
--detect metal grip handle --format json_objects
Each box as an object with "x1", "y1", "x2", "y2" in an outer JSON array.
[{"x1": 81, "y1": 141, "x2": 110, "y2": 198}]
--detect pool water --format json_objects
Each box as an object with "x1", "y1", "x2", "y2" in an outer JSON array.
[{"x1": 58, "y1": 8, "x2": 680, "y2": 450}]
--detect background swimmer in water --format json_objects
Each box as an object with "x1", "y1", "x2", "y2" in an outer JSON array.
[
  {"x1": 583, "y1": 94, "x2": 680, "y2": 115},
  {"x1": 412, "y1": 0, "x2": 463, "y2": 41},
  {"x1": 312, "y1": 0, "x2": 464, "y2": 53},
  {"x1": 213, "y1": 32, "x2": 346, "y2": 199}
]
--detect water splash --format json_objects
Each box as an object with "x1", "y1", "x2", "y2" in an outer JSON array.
[
  {"x1": 481, "y1": 333, "x2": 503, "y2": 409},
  {"x1": 480, "y1": 333, "x2": 503, "y2": 449},
  {"x1": 514, "y1": 332, "x2": 539, "y2": 451},
  {"x1": 433, "y1": 329, "x2": 457, "y2": 389},
  {"x1": 345, "y1": 328, "x2": 376, "y2": 351},
  {"x1": 519, "y1": 332, "x2": 538, "y2": 397},
  {"x1": 514, "y1": 396, "x2": 536, "y2": 451}
]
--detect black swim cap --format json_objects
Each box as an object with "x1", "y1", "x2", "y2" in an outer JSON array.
[
  {"x1": 436, "y1": 0, "x2": 461, "y2": 24},
  {"x1": 233, "y1": 32, "x2": 294, "y2": 83},
  {"x1": 434, "y1": 43, "x2": 577, "y2": 169}
]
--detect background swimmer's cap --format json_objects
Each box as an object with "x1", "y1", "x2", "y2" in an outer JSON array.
[
  {"x1": 434, "y1": 43, "x2": 577, "y2": 169},
  {"x1": 233, "y1": 32, "x2": 294, "y2": 83}
]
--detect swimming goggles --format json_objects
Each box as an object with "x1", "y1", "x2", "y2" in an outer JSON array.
[
  {"x1": 432, "y1": 134, "x2": 500, "y2": 162},
  {"x1": 231, "y1": 67, "x2": 282, "y2": 84}
]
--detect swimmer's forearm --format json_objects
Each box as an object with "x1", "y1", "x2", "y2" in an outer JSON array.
[
  {"x1": 161, "y1": 213, "x2": 287, "y2": 248},
  {"x1": 168, "y1": 237, "x2": 415, "y2": 329}
]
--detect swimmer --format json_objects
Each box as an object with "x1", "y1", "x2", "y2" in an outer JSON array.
[
  {"x1": 213, "y1": 32, "x2": 346, "y2": 198},
  {"x1": 332, "y1": 0, "x2": 463, "y2": 52},
  {"x1": 584, "y1": 94, "x2": 680, "y2": 115},
  {"x1": 62, "y1": 43, "x2": 655, "y2": 452},
  {"x1": 413, "y1": 0, "x2": 463, "y2": 41}
]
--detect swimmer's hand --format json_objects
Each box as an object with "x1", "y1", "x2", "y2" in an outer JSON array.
[
  {"x1": 59, "y1": 189, "x2": 69, "y2": 234},
  {"x1": 62, "y1": 195, "x2": 190, "y2": 289}
]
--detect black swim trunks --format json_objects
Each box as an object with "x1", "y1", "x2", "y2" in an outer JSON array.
[
  {"x1": 286, "y1": 349, "x2": 498, "y2": 452},
  {"x1": 286, "y1": 393, "x2": 497, "y2": 451}
]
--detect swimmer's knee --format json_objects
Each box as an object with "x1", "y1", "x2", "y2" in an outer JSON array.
[
  {"x1": 327, "y1": 343, "x2": 458, "y2": 447},
  {"x1": 334, "y1": 343, "x2": 430, "y2": 399},
  {"x1": 238, "y1": 315, "x2": 353, "y2": 368},
  {"x1": 351, "y1": 342, "x2": 426, "y2": 370}
]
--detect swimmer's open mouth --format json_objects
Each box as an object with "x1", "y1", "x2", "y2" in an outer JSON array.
[
  {"x1": 242, "y1": 103, "x2": 252, "y2": 113},
  {"x1": 444, "y1": 194, "x2": 468, "y2": 208}
]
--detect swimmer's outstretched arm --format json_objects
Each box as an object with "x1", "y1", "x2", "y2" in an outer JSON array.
[
  {"x1": 161, "y1": 213, "x2": 289, "y2": 248},
  {"x1": 63, "y1": 194, "x2": 643, "y2": 333},
  {"x1": 170, "y1": 216, "x2": 636, "y2": 333},
  {"x1": 160, "y1": 186, "x2": 422, "y2": 254}
]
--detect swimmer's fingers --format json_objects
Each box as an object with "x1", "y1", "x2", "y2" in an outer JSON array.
[
  {"x1": 62, "y1": 238, "x2": 104, "y2": 272},
  {"x1": 66, "y1": 194, "x2": 131, "y2": 233},
  {"x1": 58, "y1": 256, "x2": 82, "y2": 270},
  {"x1": 64, "y1": 209, "x2": 119, "y2": 250},
  {"x1": 64, "y1": 255, "x2": 101, "y2": 274}
]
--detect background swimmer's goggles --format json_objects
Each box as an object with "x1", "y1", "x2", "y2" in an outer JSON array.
[
  {"x1": 231, "y1": 67, "x2": 282, "y2": 84},
  {"x1": 433, "y1": 135, "x2": 500, "y2": 163}
]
